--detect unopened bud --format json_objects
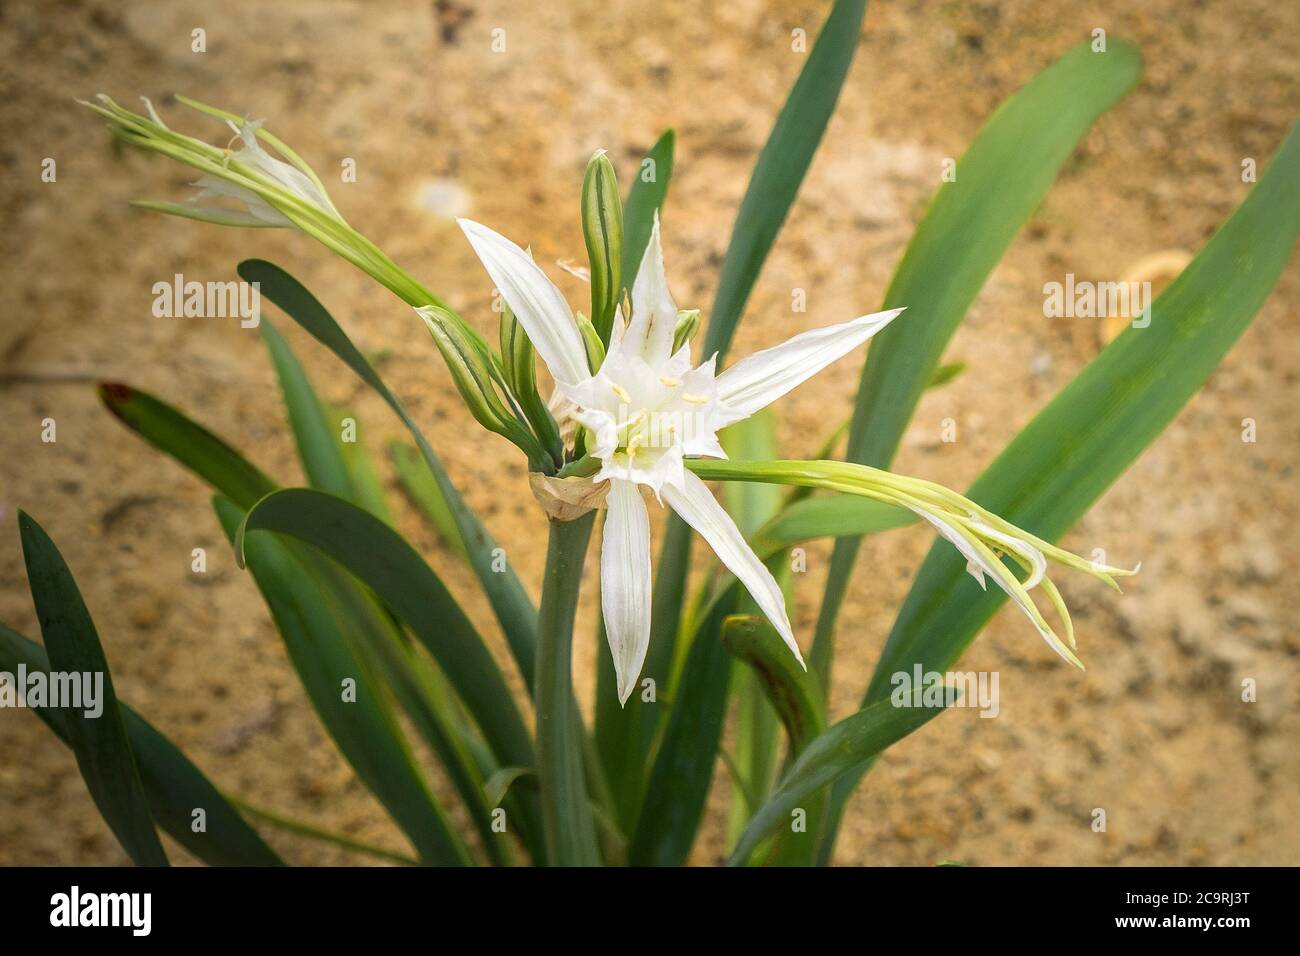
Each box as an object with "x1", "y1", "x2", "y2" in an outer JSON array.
[{"x1": 581, "y1": 150, "x2": 623, "y2": 345}]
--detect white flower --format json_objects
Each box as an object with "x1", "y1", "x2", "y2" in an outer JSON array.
[{"x1": 460, "y1": 213, "x2": 903, "y2": 704}]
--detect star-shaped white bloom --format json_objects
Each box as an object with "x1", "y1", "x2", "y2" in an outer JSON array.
[{"x1": 460, "y1": 214, "x2": 903, "y2": 704}]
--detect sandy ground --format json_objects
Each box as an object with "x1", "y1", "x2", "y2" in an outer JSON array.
[{"x1": 1, "y1": 0, "x2": 1297, "y2": 865}]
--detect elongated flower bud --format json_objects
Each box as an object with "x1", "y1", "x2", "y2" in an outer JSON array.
[
  {"x1": 419, "y1": 305, "x2": 550, "y2": 466},
  {"x1": 581, "y1": 150, "x2": 623, "y2": 345},
  {"x1": 500, "y1": 305, "x2": 563, "y2": 465},
  {"x1": 672, "y1": 308, "x2": 701, "y2": 353},
  {"x1": 574, "y1": 311, "x2": 607, "y2": 373}
]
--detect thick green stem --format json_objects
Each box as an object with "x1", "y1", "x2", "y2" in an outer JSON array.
[{"x1": 535, "y1": 512, "x2": 601, "y2": 866}]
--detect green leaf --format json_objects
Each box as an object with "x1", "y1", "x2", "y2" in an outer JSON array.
[
  {"x1": 0, "y1": 624, "x2": 282, "y2": 866},
  {"x1": 751, "y1": 494, "x2": 916, "y2": 555},
  {"x1": 703, "y1": 0, "x2": 868, "y2": 361},
  {"x1": 232, "y1": 487, "x2": 545, "y2": 855},
  {"x1": 99, "y1": 383, "x2": 276, "y2": 510},
  {"x1": 214, "y1": 498, "x2": 472, "y2": 866},
  {"x1": 628, "y1": 594, "x2": 735, "y2": 866},
  {"x1": 815, "y1": 38, "x2": 1143, "y2": 682},
  {"x1": 621, "y1": 130, "x2": 675, "y2": 290},
  {"x1": 17, "y1": 512, "x2": 169, "y2": 867},
  {"x1": 721, "y1": 615, "x2": 825, "y2": 755},
  {"x1": 238, "y1": 258, "x2": 539, "y2": 685},
  {"x1": 637, "y1": 0, "x2": 870, "y2": 806},
  {"x1": 389, "y1": 440, "x2": 469, "y2": 560},
  {"x1": 728, "y1": 691, "x2": 948, "y2": 866},
  {"x1": 261, "y1": 320, "x2": 352, "y2": 498},
  {"x1": 534, "y1": 514, "x2": 602, "y2": 865},
  {"x1": 830, "y1": 115, "x2": 1300, "y2": 859},
  {"x1": 97, "y1": 382, "x2": 517, "y2": 861}
]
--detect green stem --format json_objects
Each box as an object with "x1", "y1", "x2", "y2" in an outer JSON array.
[
  {"x1": 229, "y1": 796, "x2": 419, "y2": 866},
  {"x1": 535, "y1": 512, "x2": 601, "y2": 865}
]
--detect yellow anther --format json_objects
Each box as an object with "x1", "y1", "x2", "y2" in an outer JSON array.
[
  {"x1": 611, "y1": 383, "x2": 632, "y2": 403},
  {"x1": 659, "y1": 376, "x2": 681, "y2": 387},
  {"x1": 682, "y1": 393, "x2": 708, "y2": 404}
]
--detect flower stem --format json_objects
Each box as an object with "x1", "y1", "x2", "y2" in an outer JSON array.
[{"x1": 534, "y1": 512, "x2": 601, "y2": 866}]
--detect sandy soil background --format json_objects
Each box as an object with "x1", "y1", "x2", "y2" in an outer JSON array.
[{"x1": 1, "y1": 0, "x2": 1297, "y2": 865}]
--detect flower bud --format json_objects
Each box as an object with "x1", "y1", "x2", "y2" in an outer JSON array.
[
  {"x1": 672, "y1": 308, "x2": 702, "y2": 353},
  {"x1": 581, "y1": 150, "x2": 623, "y2": 345},
  {"x1": 574, "y1": 311, "x2": 607, "y2": 373},
  {"x1": 419, "y1": 305, "x2": 550, "y2": 466}
]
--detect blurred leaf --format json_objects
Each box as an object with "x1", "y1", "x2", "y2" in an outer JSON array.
[
  {"x1": 17, "y1": 512, "x2": 169, "y2": 867},
  {"x1": 214, "y1": 498, "x2": 471, "y2": 866},
  {"x1": 99, "y1": 383, "x2": 275, "y2": 509},
  {"x1": 262, "y1": 320, "x2": 352, "y2": 499},
  {"x1": 927, "y1": 360, "x2": 967, "y2": 389},
  {"x1": 483, "y1": 766, "x2": 535, "y2": 809},
  {"x1": 621, "y1": 130, "x2": 676, "y2": 289},
  {"x1": 827, "y1": 115, "x2": 1300, "y2": 860},
  {"x1": 729, "y1": 691, "x2": 948, "y2": 866},
  {"x1": 815, "y1": 38, "x2": 1143, "y2": 682},
  {"x1": 238, "y1": 258, "x2": 540, "y2": 684},
  {"x1": 0, "y1": 624, "x2": 282, "y2": 866},
  {"x1": 390, "y1": 440, "x2": 468, "y2": 560}
]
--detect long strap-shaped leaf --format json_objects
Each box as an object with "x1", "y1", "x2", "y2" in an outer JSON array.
[
  {"x1": 703, "y1": 0, "x2": 869, "y2": 359},
  {"x1": 813, "y1": 39, "x2": 1143, "y2": 680},
  {"x1": 233, "y1": 488, "x2": 544, "y2": 839},
  {"x1": 238, "y1": 258, "x2": 540, "y2": 684},
  {"x1": 99, "y1": 382, "x2": 521, "y2": 861},
  {"x1": 728, "y1": 691, "x2": 948, "y2": 866},
  {"x1": 0, "y1": 624, "x2": 282, "y2": 866},
  {"x1": 214, "y1": 498, "x2": 472, "y2": 865},
  {"x1": 823, "y1": 117, "x2": 1300, "y2": 860},
  {"x1": 632, "y1": 0, "x2": 870, "y2": 796},
  {"x1": 17, "y1": 513, "x2": 169, "y2": 866}
]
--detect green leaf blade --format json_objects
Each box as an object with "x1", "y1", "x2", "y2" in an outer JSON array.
[{"x1": 17, "y1": 513, "x2": 169, "y2": 867}]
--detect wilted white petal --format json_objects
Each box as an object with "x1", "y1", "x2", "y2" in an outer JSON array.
[
  {"x1": 969, "y1": 519, "x2": 1047, "y2": 590},
  {"x1": 621, "y1": 213, "x2": 677, "y2": 365},
  {"x1": 662, "y1": 470, "x2": 803, "y2": 667},
  {"x1": 458, "y1": 218, "x2": 590, "y2": 386},
  {"x1": 192, "y1": 175, "x2": 293, "y2": 226},
  {"x1": 917, "y1": 511, "x2": 989, "y2": 589},
  {"x1": 601, "y1": 479, "x2": 654, "y2": 705},
  {"x1": 714, "y1": 308, "x2": 905, "y2": 422}
]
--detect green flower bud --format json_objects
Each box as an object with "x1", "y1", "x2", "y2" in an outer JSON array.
[
  {"x1": 419, "y1": 305, "x2": 550, "y2": 467},
  {"x1": 574, "y1": 311, "x2": 607, "y2": 373},
  {"x1": 672, "y1": 308, "x2": 702, "y2": 353},
  {"x1": 500, "y1": 305, "x2": 563, "y2": 466},
  {"x1": 581, "y1": 150, "x2": 623, "y2": 345}
]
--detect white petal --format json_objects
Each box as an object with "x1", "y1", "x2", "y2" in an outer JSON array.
[
  {"x1": 601, "y1": 479, "x2": 653, "y2": 705},
  {"x1": 662, "y1": 471, "x2": 803, "y2": 667},
  {"x1": 916, "y1": 511, "x2": 989, "y2": 590},
  {"x1": 621, "y1": 213, "x2": 677, "y2": 366},
  {"x1": 714, "y1": 308, "x2": 905, "y2": 422},
  {"x1": 458, "y1": 218, "x2": 589, "y2": 386}
]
